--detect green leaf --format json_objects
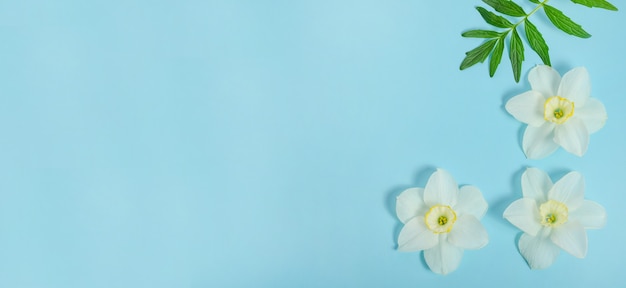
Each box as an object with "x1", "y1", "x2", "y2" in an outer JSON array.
[
  {"x1": 476, "y1": 6, "x2": 514, "y2": 28},
  {"x1": 509, "y1": 28, "x2": 524, "y2": 82},
  {"x1": 460, "y1": 39, "x2": 498, "y2": 70},
  {"x1": 482, "y1": 0, "x2": 526, "y2": 17},
  {"x1": 528, "y1": 0, "x2": 540, "y2": 3},
  {"x1": 524, "y1": 19, "x2": 551, "y2": 66},
  {"x1": 489, "y1": 37, "x2": 505, "y2": 77},
  {"x1": 571, "y1": 0, "x2": 618, "y2": 11},
  {"x1": 462, "y1": 30, "x2": 502, "y2": 38},
  {"x1": 543, "y1": 5, "x2": 592, "y2": 38}
]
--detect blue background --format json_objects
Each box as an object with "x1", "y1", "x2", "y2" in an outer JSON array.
[{"x1": 0, "y1": 1, "x2": 624, "y2": 287}]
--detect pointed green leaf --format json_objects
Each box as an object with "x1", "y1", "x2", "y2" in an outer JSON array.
[
  {"x1": 509, "y1": 28, "x2": 525, "y2": 82},
  {"x1": 476, "y1": 6, "x2": 514, "y2": 28},
  {"x1": 543, "y1": 5, "x2": 592, "y2": 38},
  {"x1": 489, "y1": 37, "x2": 505, "y2": 77},
  {"x1": 460, "y1": 39, "x2": 498, "y2": 70},
  {"x1": 482, "y1": 0, "x2": 526, "y2": 17},
  {"x1": 524, "y1": 19, "x2": 551, "y2": 66},
  {"x1": 529, "y1": 0, "x2": 540, "y2": 3},
  {"x1": 571, "y1": 0, "x2": 618, "y2": 11},
  {"x1": 462, "y1": 30, "x2": 502, "y2": 38}
]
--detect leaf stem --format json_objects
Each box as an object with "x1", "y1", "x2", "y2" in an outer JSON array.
[{"x1": 510, "y1": 0, "x2": 549, "y2": 31}]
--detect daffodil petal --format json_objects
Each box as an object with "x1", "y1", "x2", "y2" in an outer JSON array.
[
  {"x1": 558, "y1": 67, "x2": 591, "y2": 106},
  {"x1": 503, "y1": 198, "x2": 542, "y2": 236},
  {"x1": 521, "y1": 167, "x2": 552, "y2": 203},
  {"x1": 522, "y1": 123, "x2": 559, "y2": 159},
  {"x1": 424, "y1": 236, "x2": 464, "y2": 275},
  {"x1": 519, "y1": 231, "x2": 560, "y2": 269},
  {"x1": 398, "y1": 217, "x2": 439, "y2": 252},
  {"x1": 396, "y1": 188, "x2": 428, "y2": 224},
  {"x1": 576, "y1": 98, "x2": 607, "y2": 134},
  {"x1": 505, "y1": 90, "x2": 546, "y2": 126},
  {"x1": 550, "y1": 221, "x2": 588, "y2": 258},
  {"x1": 529, "y1": 65, "x2": 561, "y2": 97},
  {"x1": 424, "y1": 169, "x2": 458, "y2": 207},
  {"x1": 570, "y1": 200, "x2": 607, "y2": 229},
  {"x1": 554, "y1": 118, "x2": 589, "y2": 157},
  {"x1": 455, "y1": 186, "x2": 488, "y2": 220},
  {"x1": 548, "y1": 171, "x2": 584, "y2": 210},
  {"x1": 447, "y1": 215, "x2": 488, "y2": 250}
]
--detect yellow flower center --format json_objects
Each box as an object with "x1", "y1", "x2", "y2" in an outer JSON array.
[
  {"x1": 553, "y1": 108, "x2": 564, "y2": 119},
  {"x1": 424, "y1": 205, "x2": 457, "y2": 233},
  {"x1": 544, "y1": 96, "x2": 574, "y2": 124},
  {"x1": 539, "y1": 200, "x2": 568, "y2": 227}
]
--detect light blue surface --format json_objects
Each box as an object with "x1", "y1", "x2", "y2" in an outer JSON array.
[{"x1": 0, "y1": 1, "x2": 624, "y2": 287}]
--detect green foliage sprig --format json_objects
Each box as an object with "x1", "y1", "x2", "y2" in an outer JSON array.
[{"x1": 460, "y1": 0, "x2": 618, "y2": 82}]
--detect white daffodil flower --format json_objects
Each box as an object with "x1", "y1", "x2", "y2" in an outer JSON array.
[
  {"x1": 505, "y1": 65, "x2": 607, "y2": 159},
  {"x1": 396, "y1": 169, "x2": 489, "y2": 275},
  {"x1": 503, "y1": 168, "x2": 607, "y2": 269}
]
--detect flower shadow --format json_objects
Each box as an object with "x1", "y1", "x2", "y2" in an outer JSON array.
[
  {"x1": 487, "y1": 166, "x2": 526, "y2": 224},
  {"x1": 385, "y1": 165, "x2": 436, "y2": 270},
  {"x1": 385, "y1": 165, "x2": 436, "y2": 249},
  {"x1": 551, "y1": 62, "x2": 574, "y2": 75},
  {"x1": 547, "y1": 168, "x2": 572, "y2": 183},
  {"x1": 500, "y1": 74, "x2": 530, "y2": 112},
  {"x1": 514, "y1": 232, "x2": 525, "y2": 261},
  {"x1": 500, "y1": 75, "x2": 531, "y2": 152}
]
